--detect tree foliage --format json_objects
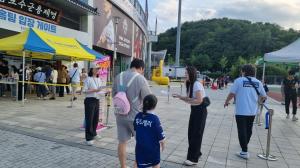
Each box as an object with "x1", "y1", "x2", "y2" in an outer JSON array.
[{"x1": 153, "y1": 18, "x2": 300, "y2": 75}]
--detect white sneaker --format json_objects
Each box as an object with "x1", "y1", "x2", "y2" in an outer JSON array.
[
  {"x1": 85, "y1": 140, "x2": 94, "y2": 146},
  {"x1": 183, "y1": 160, "x2": 198, "y2": 166},
  {"x1": 236, "y1": 151, "x2": 249, "y2": 160},
  {"x1": 286, "y1": 114, "x2": 290, "y2": 119},
  {"x1": 292, "y1": 115, "x2": 298, "y2": 121},
  {"x1": 94, "y1": 135, "x2": 101, "y2": 141}
]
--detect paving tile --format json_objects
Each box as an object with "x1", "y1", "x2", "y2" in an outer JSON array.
[{"x1": 0, "y1": 85, "x2": 298, "y2": 167}]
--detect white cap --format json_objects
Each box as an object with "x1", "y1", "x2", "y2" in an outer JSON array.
[
  {"x1": 36, "y1": 67, "x2": 42, "y2": 71},
  {"x1": 90, "y1": 62, "x2": 99, "y2": 69}
]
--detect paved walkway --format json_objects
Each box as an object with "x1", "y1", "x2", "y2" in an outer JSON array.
[{"x1": 0, "y1": 84, "x2": 300, "y2": 168}]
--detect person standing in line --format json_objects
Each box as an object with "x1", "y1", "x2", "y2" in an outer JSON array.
[
  {"x1": 57, "y1": 65, "x2": 68, "y2": 97},
  {"x1": 18, "y1": 64, "x2": 28, "y2": 100},
  {"x1": 82, "y1": 63, "x2": 106, "y2": 145},
  {"x1": 0, "y1": 60, "x2": 9, "y2": 97},
  {"x1": 283, "y1": 70, "x2": 298, "y2": 121},
  {"x1": 173, "y1": 66, "x2": 208, "y2": 166},
  {"x1": 80, "y1": 68, "x2": 88, "y2": 95},
  {"x1": 224, "y1": 64, "x2": 267, "y2": 160},
  {"x1": 34, "y1": 67, "x2": 47, "y2": 100},
  {"x1": 50, "y1": 65, "x2": 58, "y2": 100},
  {"x1": 112, "y1": 59, "x2": 151, "y2": 168},
  {"x1": 134, "y1": 94, "x2": 165, "y2": 168},
  {"x1": 69, "y1": 63, "x2": 80, "y2": 101},
  {"x1": 9, "y1": 65, "x2": 19, "y2": 97},
  {"x1": 65, "y1": 66, "x2": 71, "y2": 95}
]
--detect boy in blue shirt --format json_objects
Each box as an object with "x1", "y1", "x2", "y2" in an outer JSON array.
[{"x1": 134, "y1": 94, "x2": 165, "y2": 168}]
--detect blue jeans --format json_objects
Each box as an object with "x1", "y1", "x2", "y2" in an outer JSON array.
[
  {"x1": 11, "y1": 84, "x2": 16, "y2": 97},
  {"x1": 37, "y1": 85, "x2": 47, "y2": 97},
  {"x1": 0, "y1": 84, "x2": 4, "y2": 96}
]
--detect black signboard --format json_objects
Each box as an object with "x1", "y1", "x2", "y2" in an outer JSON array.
[{"x1": 0, "y1": 0, "x2": 61, "y2": 24}]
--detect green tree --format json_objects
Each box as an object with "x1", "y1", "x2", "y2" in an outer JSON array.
[
  {"x1": 230, "y1": 57, "x2": 247, "y2": 78},
  {"x1": 190, "y1": 54, "x2": 212, "y2": 71},
  {"x1": 219, "y1": 56, "x2": 228, "y2": 72},
  {"x1": 152, "y1": 18, "x2": 300, "y2": 73},
  {"x1": 167, "y1": 54, "x2": 175, "y2": 65}
]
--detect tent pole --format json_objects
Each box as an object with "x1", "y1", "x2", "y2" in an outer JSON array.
[
  {"x1": 22, "y1": 50, "x2": 25, "y2": 106},
  {"x1": 262, "y1": 62, "x2": 266, "y2": 83}
]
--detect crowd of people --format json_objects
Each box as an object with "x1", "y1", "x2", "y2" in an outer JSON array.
[{"x1": 0, "y1": 59, "x2": 90, "y2": 101}]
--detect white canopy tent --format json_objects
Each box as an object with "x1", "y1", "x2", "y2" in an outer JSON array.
[
  {"x1": 262, "y1": 38, "x2": 300, "y2": 82},
  {"x1": 265, "y1": 38, "x2": 300, "y2": 63}
]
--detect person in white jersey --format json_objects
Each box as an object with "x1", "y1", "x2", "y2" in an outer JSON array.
[{"x1": 224, "y1": 64, "x2": 267, "y2": 160}]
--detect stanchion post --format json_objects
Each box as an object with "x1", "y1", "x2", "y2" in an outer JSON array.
[
  {"x1": 258, "y1": 109, "x2": 278, "y2": 161},
  {"x1": 68, "y1": 83, "x2": 73, "y2": 108},
  {"x1": 168, "y1": 85, "x2": 170, "y2": 103},
  {"x1": 16, "y1": 79, "x2": 18, "y2": 102},
  {"x1": 256, "y1": 103, "x2": 263, "y2": 126},
  {"x1": 180, "y1": 83, "x2": 183, "y2": 95},
  {"x1": 105, "y1": 92, "x2": 113, "y2": 128}
]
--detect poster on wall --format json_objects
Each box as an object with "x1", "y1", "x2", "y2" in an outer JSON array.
[
  {"x1": 133, "y1": 23, "x2": 145, "y2": 59},
  {"x1": 94, "y1": 0, "x2": 133, "y2": 56}
]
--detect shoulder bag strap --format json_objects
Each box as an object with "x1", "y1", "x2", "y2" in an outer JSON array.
[
  {"x1": 245, "y1": 77, "x2": 260, "y2": 96},
  {"x1": 38, "y1": 72, "x2": 42, "y2": 82},
  {"x1": 127, "y1": 73, "x2": 139, "y2": 88},
  {"x1": 71, "y1": 69, "x2": 78, "y2": 79},
  {"x1": 127, "y1": 73, "x2": 140, "y2": 103}
]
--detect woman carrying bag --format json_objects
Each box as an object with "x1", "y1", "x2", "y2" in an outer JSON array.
[{"x1": 173, "y1": 66, "x2": 209, "y2": 166}]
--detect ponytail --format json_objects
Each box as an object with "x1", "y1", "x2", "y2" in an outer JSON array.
[
  {"x1": 142, "y1": 106, "x2": 147, "y2": 114},
  {"x1": 142, "y1": 94, "x2": 158, "y2": 115}
]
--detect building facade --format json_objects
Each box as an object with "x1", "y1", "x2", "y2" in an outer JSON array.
[
  {"x1": 93, "y1": 0, "x2": 148, "y2": 75},
  {"x1": 0, "y1": 0, "x2": 97, "y2": 68}
]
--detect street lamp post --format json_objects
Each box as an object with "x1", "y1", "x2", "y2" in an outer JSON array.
[
  {"x1": 175, "y1": 0, "x2": 182, "y2": 67},
  {"x1": 112, "y1": 16, "x2": 120, "y2": 82}
]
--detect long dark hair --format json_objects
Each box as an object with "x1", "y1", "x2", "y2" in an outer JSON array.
[
  {"x1": 186, "y1": 66, "x2": 197, "y2": 98},
  {"x1": 11, "y1": 65, "x2": 18, "y2": 73},
  {"x1": 88, "y1": 68, "x2": 99, "y2": 77},
  {"x1": 142, "y1": 94, "x2": 158, "y2": 114}
]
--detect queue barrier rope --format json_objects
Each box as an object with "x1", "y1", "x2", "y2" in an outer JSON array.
[
  {"x1": 18, "y1": 81, "x2": 113, "y2": 88},
  {"x1": 18, "y1": 81, "x2": 83, "y2": 87}
]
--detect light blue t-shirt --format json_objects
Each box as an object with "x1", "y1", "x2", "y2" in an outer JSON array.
[
  {"x1": 69, "y1": 68, "x2": 80, "y2": 83},
  {"x1": 34, "y1": 72, "x2": 46, "y2": 83},
  {"x1": 230, "y1": 76, "x2": 267, "y2": 116}
]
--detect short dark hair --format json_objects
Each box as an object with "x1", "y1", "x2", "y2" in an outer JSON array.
[
  {"x1": 73, "y1": 63, "x2": 78, "y2": 68},
  {"x1": 242, "y1": 64, "x2": 255, "y2": 77},
  {"x1": 3, "y1": 60, "x2": 8, "y2": 66},
  {"x1": 88, "y1": 68, "x2": 93, "y2": 77},
  {"x1": 130, "y1": 59, "x2": 145, "y2": 69},
  {"x1": 11, "y1": 65, "x2": 18, "y2": 73},
  {"x1": 288, "y1": 70, "x2": 295, "y2": 76}
]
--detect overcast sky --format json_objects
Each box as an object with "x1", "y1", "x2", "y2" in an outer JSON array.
[{"x1": 138, "y1": 0, "x2": 300, "y2": 34}]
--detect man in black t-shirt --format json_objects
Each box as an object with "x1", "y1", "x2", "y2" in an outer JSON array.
[
  {"x1": 283, "y1": 70, "x2": 298, "y2": 121},
  {"x1": 0, "y1": 60, "x2": 9, "y2": 97}
]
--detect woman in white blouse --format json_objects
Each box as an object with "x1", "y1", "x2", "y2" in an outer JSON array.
[{"x1": 82, "y1": 63, "x2": 106, "y2": 146}]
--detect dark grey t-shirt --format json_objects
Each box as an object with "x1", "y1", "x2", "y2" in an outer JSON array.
[{"x1": 113, "y1": 70, "x2": 151, "y2": 121}]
